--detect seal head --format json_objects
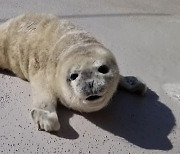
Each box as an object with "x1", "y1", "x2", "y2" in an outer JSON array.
[{"x1": 57, "y1": 44, "x2": 119, "y2": 112}]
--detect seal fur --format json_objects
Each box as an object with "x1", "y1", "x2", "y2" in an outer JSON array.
[{"x1": 0, "y1": 14, "x2": 146, "y2": 131}]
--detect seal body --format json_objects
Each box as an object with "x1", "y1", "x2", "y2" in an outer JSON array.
[
  {"x1": 0, "y1": 14, "x2": 119, "y2": 110},
  {"x1": 0, "y1": 14, "x2": 146, "y2": 132},
  {"x1": 0, "y1": 14, "x2": 120, "y2": 131}
]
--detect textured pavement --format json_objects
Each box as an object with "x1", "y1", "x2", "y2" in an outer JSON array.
[{"x1": 0, "y1": 0, "x2": 180, "y2": 154}]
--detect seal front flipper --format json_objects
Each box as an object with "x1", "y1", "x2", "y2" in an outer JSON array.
[
  {"x1": 118, "y1": 75, "x2": 147, "y2": 96},
  {"x1": 30, "y1": 74, "x2": 60, "y2": 132},
  {"x1": 31, "y1": 109, "x2": 60, "y2": 132}
]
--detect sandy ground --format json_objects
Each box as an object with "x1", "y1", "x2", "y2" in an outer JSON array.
[{"x1": 0, "y1": 0, "x2": 180, "y2": 153}]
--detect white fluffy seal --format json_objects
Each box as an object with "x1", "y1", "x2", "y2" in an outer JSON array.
[{"x1": 0, "y1": 14, "x2": 147, "y2": 132}]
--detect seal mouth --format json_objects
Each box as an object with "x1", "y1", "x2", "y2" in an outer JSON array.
[{"x1": 86, "y1": 95, "x2": 102, "y2": 101}]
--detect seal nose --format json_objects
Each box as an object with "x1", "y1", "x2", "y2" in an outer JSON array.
[{"x1": 88, "y1": 80, "x2": 94, "y2": 89}]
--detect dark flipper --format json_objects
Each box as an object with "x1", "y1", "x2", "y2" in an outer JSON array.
[{"x1": 118, "y1": 76, "x2": 147, "y2": 96}]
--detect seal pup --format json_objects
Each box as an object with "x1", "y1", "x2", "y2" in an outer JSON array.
[{"x1": 0, "y1": 14, "x2": 147, "y2": 131}]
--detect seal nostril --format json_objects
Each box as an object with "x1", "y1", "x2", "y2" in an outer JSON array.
[
  {"x1": 70, "y1": 73, "x2": 78, "y2": 80},
  {"x1": 98, "y1": 65, "x2": 109, "y2": 74}
]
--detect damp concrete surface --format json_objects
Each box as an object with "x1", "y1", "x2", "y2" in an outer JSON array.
[{"x1": 0, "y1": 0, "x2": 180, "y2": 154}]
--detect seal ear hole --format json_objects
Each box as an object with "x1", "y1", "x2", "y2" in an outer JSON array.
[
  {"x1": 70, "y1": 73, "x2": 79, "y2": 81},
  {"x1": 98, "y1": 65, "x2": 109, "y2": 74}
]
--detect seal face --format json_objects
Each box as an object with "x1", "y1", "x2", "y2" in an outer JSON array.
[{"x1": 57, "y1": 45, "x2": 119, "y2": 112}]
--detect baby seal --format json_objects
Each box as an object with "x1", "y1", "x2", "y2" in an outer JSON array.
[{"x1": 0, "y1": 14, "x2": 146, "y2": 132}]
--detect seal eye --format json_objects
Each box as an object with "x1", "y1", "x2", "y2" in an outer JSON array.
[
  {"x1": 98, "y1": 65, "x2": 109, "y2": 74},
  {"x1": 70, "y1": 73, "x2": 78, "y2": 81}
]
